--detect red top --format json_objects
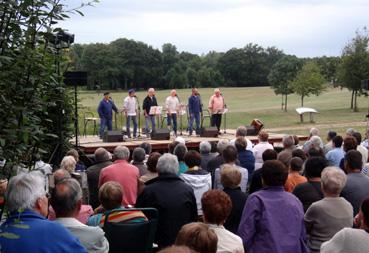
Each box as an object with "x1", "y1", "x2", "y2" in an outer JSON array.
[{"x1": 99, "y1": 160, "x2": 139, "y2": 207}]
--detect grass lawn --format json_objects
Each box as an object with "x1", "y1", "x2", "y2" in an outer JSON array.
[{"x1": 76, "y1": 86, "x2": 369, "y2": 138}]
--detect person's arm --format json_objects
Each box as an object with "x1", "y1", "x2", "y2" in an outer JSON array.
[
  {"x1": 111, "y1": 99, "x2": 118, "y2": 113},
  {"x1": 320, "y1": 228, "x2": 347, "y2": 253},
  {"x1": 304, "y1": 204, "x2": 316, "y2": 234},
  {"x1": 142, "y1": 97, "x2": 148, "y2": 117},
  {"x1": 208, "y1": 96, "x2": 213, "y2": 110},
  {"x1": 97, "y1": 101, "x2": 103, "y2": 117},
  {"x1": 213, "y1": 168, "x2": 221, "y2": 189},
  {"x1": 188, "y1": 97, "x2": 193, "y2": 114}
]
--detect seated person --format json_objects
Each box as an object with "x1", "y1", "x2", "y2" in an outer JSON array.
[
  {"x1": 284, "y1": 157, "x2": 307, "y2": 192},
  {"x1": 0, "y1": 172, "x2": 87, "y2": 252},
  {"x1": 174, "y1": 144, "x2": 188, "y2": 175},
  {"x1": 138, "y1": 152, "x2": 161, "y2": 195},
  {"x1": 51, "y1": 178, "x2": 109, "y2": 253},
  {"x1": 131, "y1": 147, "x2": 148, "y2": 176},
  {"x1": 202, "y1": 189, "x2": 244, "y2": 253},
  {"x1": 175, "y1": 222, "x2": 218, "y2": 253},
  {"x1": 88, "y1": 181, "x2": 147, "y2": 227}
]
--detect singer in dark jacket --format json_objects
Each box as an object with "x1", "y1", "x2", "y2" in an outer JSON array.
[
  {"x1": 142, "y1": 88, "x2": 158, "y2": 135},
  {"x1": 97, "y1": 92, "x2": 118, "y2": 138},
  {"x1": 188, "y1": 88, "x2": 202, "y2": 135}
]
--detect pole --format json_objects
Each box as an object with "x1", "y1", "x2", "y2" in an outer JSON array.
[{"x1": 74, "y1": 83, "x2": 79, "y2": 147}]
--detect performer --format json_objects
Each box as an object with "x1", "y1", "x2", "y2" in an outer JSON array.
[
  {"x1": 165, "y1": 89, "x2": 180, "y2": 136},
  {"x1": 97, "y1": 92, "x2": 118, "y2": 138},
  {"x1": 188, "y1": 88, "x2": 202, "y2": 136},
  {"x1": 142, "y1": 88, "x2": 158, "y2": 136},
  {"x1": 208, "y1": 88, "x2": 225, "y2": 133},
  {"x1": 123, "y1": 89, "x2": 138, "y2": 139}
]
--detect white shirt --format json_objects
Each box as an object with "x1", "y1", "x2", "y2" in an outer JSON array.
[
  {"x1": 321, "y1": 228, "x2": 369, "y2": 253},
  {"x1": 165, "y1": 96, "x2": 180, "y2": 114},
  {"x1": 357, "y1": 144, "x2": 368, "y2": 166},
  {"x1": 252, "y1": 142, "x2": 274, "y2": 170},
  {"x1": 208, "y1": 224, "x2": 244, "y2": 253},
  {"x1": 123, "y1": 96, "x2": 137, "y2": 116}
]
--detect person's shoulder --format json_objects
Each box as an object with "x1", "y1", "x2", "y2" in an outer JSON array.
[{"x1": 292, "y1": 182, "x2": 310, "y2": 194}]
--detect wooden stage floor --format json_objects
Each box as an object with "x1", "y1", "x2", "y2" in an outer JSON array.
[{"x1": 74, "y1": 129, "x2": 308, "y2": 154}]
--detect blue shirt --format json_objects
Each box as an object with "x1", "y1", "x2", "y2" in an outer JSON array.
[
  {"x1": 238, "y1": 150, "x2": 255, "y2": 177},
  {"x1": 97, "y1": 98, "x2": 118, "y2": 120},
  {"x1": 188, "y1": 95, "x2": 202, "y2": 114},
  {"x1": 0, "y1": 210, "x2": 87, "y2": 253},
  {"x1": 325, "y1": 148, "x2": 345, "y2": 167}
]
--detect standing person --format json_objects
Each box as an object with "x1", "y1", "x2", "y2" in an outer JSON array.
[
  {"x1": 208, "y1": 88, "x2": 225, "y2": 133},
  {"x1": 142, "y1": 88, "x2": 158, "y2": 136},
  {"x1": 123, "y1": 89, "x2": 138, "y2": 139},
  {"x1": 188, "y1": 88, "x2": 202, "y2": 136},
  {"x1": 165, "y1": 89, "x2": 180, "y2": 136},
  {"x1": 97, "y1": 92, "x2": 118, "y2": 138}
]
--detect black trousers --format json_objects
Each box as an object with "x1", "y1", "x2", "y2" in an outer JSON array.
[{"x1": 211, "y1": 114, "x2": 222, "y2": 132}]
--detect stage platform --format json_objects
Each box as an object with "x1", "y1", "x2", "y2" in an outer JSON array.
[{"x1": 74, "y1": 129, "x2": 309, "y2": 154}]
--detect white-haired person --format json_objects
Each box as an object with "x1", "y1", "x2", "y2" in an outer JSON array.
[
  {"x1": 142, "y1": 87, "x2": 158, "y2": 136},
  {"x1": 0, "y1": 172, "x2": 87, "y2": 252},
  {"x1": 208, "y1": 88, "x2": 225, "y2": 133},
  {"x1": 199, "y1": 141, "x2": 217, "y2": 171},
  {"x1": 252, "y1": 130, "x2": 274, "y2": 170},
  {"x1": 303, "y1": 128, "x2": 323, "y2": 153},
  {"x1": 165, "y1": 89, "x2": 180, "y2": 136},
  {"x1": 60, "y1": 155, "x2": 77, "y2": 173},
  {"x1": 304, "y1": 167, "x2": 353, "y2": 253},
  {"x1": 136, "y1": 153, "x2": 197, "y2": 249}
]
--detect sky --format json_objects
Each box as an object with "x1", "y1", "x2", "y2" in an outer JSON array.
[{"x1": 61, "y1": 0, "x2": 369, "y2": 57}]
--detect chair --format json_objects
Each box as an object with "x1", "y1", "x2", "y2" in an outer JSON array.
[
  {"x1": 201, "y1": 109, "x2": 211, "y2": 128},
  {"x1": 103, "y1": 208, "x2": 158, "y2": 253},
  {"x1": 83, "y1": 112, "x2": 98, "y2": 136}
]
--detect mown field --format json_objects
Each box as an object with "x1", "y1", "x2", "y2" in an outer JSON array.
[{"x1": 76, "y1": 86, "x2": 369, "y2": 138}]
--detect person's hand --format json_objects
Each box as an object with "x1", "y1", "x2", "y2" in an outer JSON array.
[{"x1": 354, "y1": 211, "x2": 363, "y2": 228}]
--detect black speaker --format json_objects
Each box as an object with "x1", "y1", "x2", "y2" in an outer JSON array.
[
  {"x1": 151, "y1": 129, "x2": 170, "y2": 140},
  {"x1": 361, "y1": 79, "x2": 369, "y2": 91},
  {"x1": 103, "y1": 131, "x2": 123, "y2": 142},
  {"x1": 200, "y1": 127, "x2": 218, "y2": 137},
  {"x1": 64, "y1": 71, "x2": 87, "y2": 86}
]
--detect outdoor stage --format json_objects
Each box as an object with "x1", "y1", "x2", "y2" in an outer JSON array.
[{"x1": 74, "y1": 129, "x2": 309, "y2": 154}]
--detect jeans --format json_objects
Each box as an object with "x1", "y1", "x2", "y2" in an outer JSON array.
[
  {"x1": 166, "y1": 113, "x2": 177, "y2": 133},
  {"x1": 211, "y1": 114, "x2": 222, "y2": 132},
  {"x1": 189, "y1": 113, "x2": 200, "y2": 135},
  {"x1": 99, "y1": 117, "x2": 112, "y2": 137},
  {"x1": 126, "y1": 115, "x2": 138, "y2": 137},
  {"x1": 145, "y1": 115, "x2": 156, "y2": 134}
]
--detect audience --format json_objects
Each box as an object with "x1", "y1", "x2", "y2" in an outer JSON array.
[
  {"x1": 180, "y1": 150, "x2": 211, "y2": 216},
  {"x1": 168, "y1": 140, "x2": 180, "y2": 154},
  {"x1": 339, "y1": 135, "x2": 358, "y2": 169},
  {"x1": 238, "y1": 160, "x2": 308, "y2": 253},
  {"x1": 284, "y1": 157, "x2": 307, "y2": 192},
  {"x1": 207, "y1": 139, "x2": 230, "y2": 175},
  {"x1": 323, "y1": 131, "x2": 337, "y2": 154},
  {"x1": 249, "y1": 148, "x2": 277, "y2": 194},
  {"x1": 230, "y1": 126, "x2": 253, "y2": 151},
  {"x1": 0, "y1": 172, "x2": 88, "y2": 252},
  {"x1": 175, "y1": 222, "x2": 218, "y2": 253},
  {"x1": 341, "y1": 150, "x2": 369, "y2": 215},
  {"x1": 214, "y1": 145, "x2": 248, "y2": 192},
  {"x1": 293, "y1": 156, "x2": 328, "y2": 212},
  {"x1": 304, "y1": 167, "x2": 353, "y2": 253},
  {"x1": 87, "y1": 147, "x2": 113, "y2": 209},
  {"x1": 131, "y1": 147, "x2": 148, "y2": 176},
  {"x1": 252, "y1": 131, "x2": 274, "y2": 170},
  {"x1": 174, "y1": 143, "x2": 189, "y2": 174},
  {"x1": 51, "y1": 178, "x2": 109, "y2": 253},
  {"x1": 139, "y1": 142, "x2": 152, "y2": 163},
  {"x1": 199, "y1": 141, "x2": 216, "y2": 171},
  {"x1": 352, "y1": 131, "x2": 369, "y2": 165},
  {"x1": 136, "y1": 153, "x2": 197, "y2": 249},
  {"x1": 325, "y1": 135, "x2": 344, "y2": 167},
  {"x1": 60, "y1": 155, "x2": 77, "y2": 173},
  {"x1": 361, "y1": 129, "x2": 369, "y2": 149},
  {"x1": 277, "y1": 135, "x2": 295, "y2": 162},
  {"x1": 292, "y1": 148, "x2": 307, "y2": 162},
  {"x1": 88, "y1": 181, "x2": 146, "y2": 227},
  {"x1": 303, "y1": 127, "x2": 322, "y2": 153},
  {"x1": 98, "y1": 146, "x2": 139, "y2": 207},
  {"x1": 235, "y1": 137, "x2": 255, "y2": 178},
  {"x1": 321, "y1": 196, "x2": 369, "y2": 253},
  {"x1": 139, "y1": 152, "x2": 161, "y2": 183},
  {"x1": 202, "y1": 190, "x2": 244, "y2": 253},
  {"x1": 67, "y1": 149, "x2": 86, "y2": 171},
  {"x1": 221, "y1": 165, "x2": 247, "y2": 234}
]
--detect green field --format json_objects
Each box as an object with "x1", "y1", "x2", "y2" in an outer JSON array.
[{"x1": 77, "y1": 86, "x2": 369, "y2": 137}]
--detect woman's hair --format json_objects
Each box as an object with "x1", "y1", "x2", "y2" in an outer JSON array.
[
  {"x1": 261, "y1": 160, "x2": 288, "y2": 186},
  {"x1": 258, "y1": 131, "x2": 269, "y2": 142},
  {"x1": 99, "y1": 181, "x2": 123, "y2": 210},
  {"x1": 60, "y1": 155, "x2": 76, "y2": 173},
  {"x1": 184, "y1": 150, "x2": 201, "y2": 168},
  {"x1": 201, "y1": 189, "x2": 232, "y2": 225},
  {"x1": 175, "y1": 222, "x2": 218, "y2": 253},
  {"x1": 321, "y1": 167, "x2": 347, "y2": 195},
  {"x1": 220, "y1": 165, "x2": 241, "y2": 188}
]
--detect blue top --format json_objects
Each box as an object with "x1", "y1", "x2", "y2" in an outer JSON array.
[
  {"x1": 238, "y1": 150, "x2": 255, "y2": 177},
  {"x1": 0, "y1": 210, "x2": 87, "y2": 253},
  {"x1": 188, "y1": 95, "x2": 202, "y2": 114},
  {"x1": 325, "y1": 148, "x2": 345, "y2": 167},
  {"x1": 97, "y1": 98, "x2": 118, "y2": 120},
  {"x1": 178, "y1": 161, "x2": 189, "y2": 175}
]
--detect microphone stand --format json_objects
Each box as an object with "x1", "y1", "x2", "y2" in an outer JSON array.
[
  {"x1": 135, "y1": 96, "x2": 141, "y2": 138},
  {"x1": 176, "y1": 94, "x2": 183, "y2": 136},
  {"x1": 224, "y1": 104, "x2": 227, "y2": 134}
]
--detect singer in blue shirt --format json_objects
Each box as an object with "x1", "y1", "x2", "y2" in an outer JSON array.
[{"x1": 97, "y1": 92, "x2": 118, "y2": 138}]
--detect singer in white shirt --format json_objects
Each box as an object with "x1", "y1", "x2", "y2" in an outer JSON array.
[
  {"x1": 165, "y1": 89, "x2": 180, "y2": 135},
  {"x1": 123, "y1": 89, "x2": 138, "y2": 138}
]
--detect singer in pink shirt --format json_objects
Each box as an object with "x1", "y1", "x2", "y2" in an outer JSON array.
[{"x1": 208, "y1": 88, "x2": 225, "y2": 132}]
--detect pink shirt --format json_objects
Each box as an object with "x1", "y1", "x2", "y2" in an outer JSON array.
[
  {"x1": 99, "y1": 160, "x2": 139, "y2": 207},
  {"x1": 48, "y1": 205, "x2": 93, "y2": 224},
  {"x1": 208, "y1": 95, "x2": 224, "y2": 113}
]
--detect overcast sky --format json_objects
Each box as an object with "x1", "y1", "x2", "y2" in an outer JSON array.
[{"x1": 61, "y1": 0, "x2": 369, "y2": 57}]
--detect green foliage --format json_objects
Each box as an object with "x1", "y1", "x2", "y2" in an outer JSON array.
[
  {"x1": 291, "y1": 62, "x2": 326, "y2": 106},
  {"x1": 337, "y1": 28, "x2": 369, "y2": 111},
  {"x1": 0, "y1": 0, "x2": 92, "y2": 175}
]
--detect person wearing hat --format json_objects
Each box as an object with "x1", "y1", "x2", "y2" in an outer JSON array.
[
  {"x1": 97, "y1": 92, "x2": 118, "y2": 138},
  {"x1": 123, "y1": 89, "x2": 138, "y2": 139},
  {"x1": 208, "y1": 88, "x2": 225, "y2": 133},
  {"x1": 165, "y1": 89, "x2": 180, "y2": 136}
]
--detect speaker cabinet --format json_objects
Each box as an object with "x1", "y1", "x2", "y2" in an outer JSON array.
[
  {"x1": 246, "y1": 119, "x2": 264, "y2": 136},
  {"x1": 103, "y1": 131, "x2": 123, "y2": 142},
  {"x1": 151, "y1": 129, "x2": 170, "y2": 140},
  {"x1": 200, "y1": 127, "x2": 219, "y2": 137}
]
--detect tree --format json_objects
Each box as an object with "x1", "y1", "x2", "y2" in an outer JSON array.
[
  {"x1": 268, "y1": 55, "x2": 303, "y2": 111},
  {"x1": 291, "y1": 62, "x2": 326, "y2": 107},
  {"x1": 337, "y1": 28, "x2": 369, "y2": 111}
]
